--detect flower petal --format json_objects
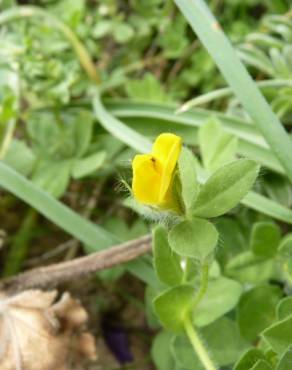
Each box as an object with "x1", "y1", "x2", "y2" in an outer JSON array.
[
  {"x1": 152, "y1": 133, "x2": 182, "y2": 202},
  {"x1": 132, "y1": 154, "x2": 162, "y2": 205}
]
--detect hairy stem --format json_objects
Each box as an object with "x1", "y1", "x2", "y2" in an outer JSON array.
[
  {"x1": 184, "y1": 317, "x2": 217, "y2": 370},
  {"x1": 192, "y1": 263, "x2": 209, "y2": 308}
]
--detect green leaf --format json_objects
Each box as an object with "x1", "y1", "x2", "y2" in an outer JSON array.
[
  {"x1": 202, "y1": 317, "x2": 248, "y2": 366},
  {"x1": 279, "y1": 233, "x2": 292, "y2": 257},
  {"x1": 72, "y1": 150, "x2": 106, "y2": 179},
  {"x1": 93, "y1": 92, "x2": 152, "y2": 154},
  {"x1": 158, "y1": 16, "x2": 188, "y2": 59},
  {"x1": 126, "y1": 73, "x2": 171, "y2": 103},
  {"x1": 151, "y1": 331, "x2": 177, "y2": 370},
  {"x1": 72, "y1": 110, "x2": 94, "y2": 158},
  {"x1": 171, "y1": 334, "x2": 204, "y2": 370},
  {"x1": 3, "y1": 139, "x2": 35, "y2": 176},
  {"x1": 154, "y1": 285, "x2": 194, "y2": 332},
  {"x1": 215, "y1": 217, "x2": 247, "y2": 264},
  {"x1": 153, "y1": 226, "x2": 183, "y2": 286},
  {"x1": 32, "y1": 159, "x2": 72, "y2": 198},
  {"x1": 92, "y1": 20, "x2": 112, "y2": 38},
  {"x1": 178, "y1": 147, "x2": 199, "y2": 213},
  {"x1": 250, "y1": 222, "x2": 281, "y2": 258},
  {"x1": 251, "y1": 360, "x2": 273, "y2": 370},
  {"x1": 194, "y1": 277, "x2": 242, "y2": 327},
  {"x1": 277, "y1": 297, "x2": 292, "y2": 321},
  {"x1": 234, "y1": 349, "x2": 267, "y2": 370},
  {"x1": 262, "y1": 314, "x2": 292, "y2": 355},
  {"x1": 28, "y1": 109, "x2": 94, "y2": 160},
  {"x1": 226, "y1": 251, "x2": 276, "y2": 284},
  {"x1": 192, "y1": 159, "x2": 259, "y2": 218},
  {"x1": 263, "y1": 173, "x2": 292, "y2": 207},
  {"x1": 237, "y1": 285, "x2": 282, "y2": 342},
  {"x1": 199, "y1": 117, "x2": 237, "y2": 172},
  {"x1": 168, "y1": 219, "x2": 218, "y2": 260},
  {"x1": 276, "y1": 347, "x2": 292, "y2": 370},
  {"x1": 113, "y1": 22, "x2": 134, "y2": 44}
]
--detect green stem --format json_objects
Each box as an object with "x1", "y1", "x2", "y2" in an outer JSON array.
[
  {"x1": 184, "y1": 316, "x2": 217, "y2": 370},
  {"x1": 183, "y1": 263, "x2": 216, "y2": 370},
  {"x1": 192, "y1": 263, "x2": 209, "y2": 308}
]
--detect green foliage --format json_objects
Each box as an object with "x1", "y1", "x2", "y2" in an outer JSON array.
[
  {"x1": 193, "y1": 277, "x2": 242, "y2": 327},
  {"x1": 277, "y1": 297, "x2": 292, "y2": 320},
  {"x1": 262, "y1": 315, "x2": 292, "y2": 355},
  {"x1": 237, "y1": 285, "x2": 282, "y2": 342},
  {"x1": 154, "y1": 285, "x2": 194, "y2": 332},
  {"x1": 250, "y1": 222, "x2": 281, "y2": 258},
  {"x1": 199, "y1": 117, "x2": 238, "y2": 172},
  {"x1": 126, "y1": 73, "x2": 171, "y2": 103},
  {"x1": 153, "y1": 225, "x2": 183, "y2": 286},
  {"x1": 177, "y1": 147, "x2": 199, "y2": 214},
  {"x1": 192, "y1": 159, "x2": 260, "y2": 218},
  {"x1": 2, "y1": 0, "x2": 292, "y2": 369},
  {"x1": 168, "y1": 219, "x2": 218, "y2": 261},
  {"x1": 276, "y1": 347, "x2": 292, "y2": 370},
  {"x1": 234, "y1": 349, "x2": 267, "y2": 370},
  {"x1": 151, "y1": 331, "x2": 177, "y2": 370},
  {"x1": 173, "y1": 317, "x2": 248, "y2": 368}
]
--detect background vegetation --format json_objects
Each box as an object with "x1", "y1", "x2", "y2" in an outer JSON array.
[{"x1": 1, "y1": 0, "x2": 292, "y2": 369}]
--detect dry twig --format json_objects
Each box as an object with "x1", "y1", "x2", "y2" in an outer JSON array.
[{"x1": 0, "y1": 235, "x2": 152, "y2": 293}]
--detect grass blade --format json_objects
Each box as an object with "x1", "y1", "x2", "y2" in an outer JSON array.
[
  {"x1": 178, "y1": 79, "x2": 292, "y2": 113},
  {"x1": 243, "y1": 192, "x2": 292, "y2": 224},
  {"x1": 93, "y1": 92, "x2": 151, "y2": 153},
  {"x1": 0, "y1": 162, "x2": 116, "y2": 248}
]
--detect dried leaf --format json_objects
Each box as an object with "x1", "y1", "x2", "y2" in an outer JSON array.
[{"x1": 0, "y1": 289, "x2": 97, "y2": 370}]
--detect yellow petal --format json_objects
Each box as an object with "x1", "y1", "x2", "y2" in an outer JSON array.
[
  {"x1": 132, "y1": 154, "x2": 162, "y2": 205},
  {"x1": 152, "y1": 133, "x2": 182, "y2": 202}
]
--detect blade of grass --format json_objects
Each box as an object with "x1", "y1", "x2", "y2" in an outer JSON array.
[
  {"x1": 107, "y1": 100, "x2": 266, "y2": 148},
  {"x1": 92, "y1": 92, "x2": 152, "y2": 153},
  {"x1": 242, "y1": 192, "x2": 292, "y2": 224},
  {"x1": 174, "y1": 0, "x2": 292, "y2": 183},
  {"x1": 178, "y1": 79, "x2": 292, "y2": 113},
  {"x1": 0, "y1": 162, "x2": 116, "y2": 248}
]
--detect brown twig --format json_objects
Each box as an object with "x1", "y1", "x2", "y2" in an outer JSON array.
[{"x1": 0, "y1": 235, "x2": 152, "y2": 293}]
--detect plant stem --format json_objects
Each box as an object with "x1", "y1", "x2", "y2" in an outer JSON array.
[
  {"x1": 193, "y1": 263, "x2": 209, "y2": 308},
  {"x1": 183, "y1": 263, "x2": 216, "y2": 369},
  {"x1": 184, "y1": 316, "x2": 217, "y2": 370}
]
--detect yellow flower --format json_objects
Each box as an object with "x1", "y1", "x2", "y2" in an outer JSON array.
[{"x1": 132, "y1": 133, "x2": 182, "y2": 208}]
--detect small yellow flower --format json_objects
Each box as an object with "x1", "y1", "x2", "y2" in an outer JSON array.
[{"x1": 132, "y1": 133, "x2": 182, "y2": 208}]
